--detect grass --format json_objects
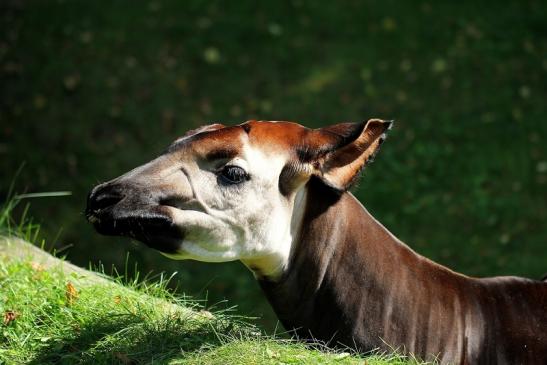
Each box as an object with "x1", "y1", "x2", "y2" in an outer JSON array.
[
  {"x1": 0, "y1": 173, "x2": 71, "y2": 253},
  {"x1": 0, "y1": 241, "x2": 428, "y2": 364},
  {"x1": 2, "y1": 0, "x2": 546, "y2": 330}
]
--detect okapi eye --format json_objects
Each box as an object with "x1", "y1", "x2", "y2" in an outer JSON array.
[{"x1": 219, "y1": 165, "x2": 249, "y2": 185}]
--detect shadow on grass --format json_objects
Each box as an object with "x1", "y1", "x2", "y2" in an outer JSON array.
[{"x1": 28, "y1": 312, "x2": 238, "y2": 364}]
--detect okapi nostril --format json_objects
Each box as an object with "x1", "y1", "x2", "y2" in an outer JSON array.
[
  {"x1": 87, "y1": 185, "x2": 125, "y2": 215},
  {"x1": 93, "y1": 194, "x2": 123, "y2": 211}
]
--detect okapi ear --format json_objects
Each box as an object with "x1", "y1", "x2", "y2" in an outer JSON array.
[
  {"x1": 183, "y1": 123, "x2": 225, "y2": 138},
  {"x1": 302, "y1": 119, "x2": 392, "y2": 192},
  {"x1": 167, "y1": 124, "x2": 226, "y2": 153}
]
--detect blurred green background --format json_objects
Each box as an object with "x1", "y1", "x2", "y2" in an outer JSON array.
[{"x1": 1, "y1": 0, "x2": 546, "y2": 330}]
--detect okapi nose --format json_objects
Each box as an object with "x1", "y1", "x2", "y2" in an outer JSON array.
[{"x1": 86, "y1": 184, "x2": 125, "y2": 216}]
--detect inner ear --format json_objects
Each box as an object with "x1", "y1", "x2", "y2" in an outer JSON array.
[
  {"x1": 296, "y1": 122, "x2": 366, "y2": 163},
  {"x1": 310, "y1": 119, "x2": 393, "y2": 192},
  {"x1": 183, "y1": 123, "x2": 225, "y2": 138}
]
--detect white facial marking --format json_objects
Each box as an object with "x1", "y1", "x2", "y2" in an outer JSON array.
[
  {"x1": 159, "y1": 136, "x2": 307, "y2": 280},
  {"x1": 242, "y1": 185, "x2": 307, "y2": 279}
]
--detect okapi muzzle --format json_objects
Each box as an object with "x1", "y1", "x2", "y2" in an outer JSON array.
[
  {"x1": 86, "y1": 120, "x2": 547, "y2": 364},
  {"x1": 86, "y1": 166, "x2": 186, "y2": 254}
]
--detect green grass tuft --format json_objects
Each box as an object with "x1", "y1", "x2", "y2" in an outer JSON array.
[{"x1": 0, "y1": 254, "x2": 429, "y2": 364}]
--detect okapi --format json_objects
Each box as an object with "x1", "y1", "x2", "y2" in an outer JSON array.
[{"x1": 86, "y1": 120, "x2": 547, "y2": 364}]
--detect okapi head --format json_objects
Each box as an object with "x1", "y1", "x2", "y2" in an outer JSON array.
[{"x1": 86, "y1": 120, "x2": 391, "y2": 278}]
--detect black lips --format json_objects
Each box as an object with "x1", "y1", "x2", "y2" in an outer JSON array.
[{"x1": 86, "y1": 183, "x2": 184, "y2": 254}]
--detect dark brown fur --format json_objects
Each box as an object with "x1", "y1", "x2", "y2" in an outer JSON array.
[{"x1": 260, "y1": 178, "x2": 547, "y2": 364}]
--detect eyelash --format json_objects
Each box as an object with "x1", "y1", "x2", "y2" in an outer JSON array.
[{"x1": 218, "y1": 165, "x2": 249, "y2": 185}]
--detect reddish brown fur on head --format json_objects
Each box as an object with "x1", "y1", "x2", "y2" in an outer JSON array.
[
  {"x1": 86, "y1": 119, "x2": 392, "y2": 277},
  {"x1": 177, "y1": 119, "x2": 392, "y2": 192}
]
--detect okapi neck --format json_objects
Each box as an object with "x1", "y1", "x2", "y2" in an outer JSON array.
[{"x1": 258, "y1": 178, "x2": 445, "y2": 352}]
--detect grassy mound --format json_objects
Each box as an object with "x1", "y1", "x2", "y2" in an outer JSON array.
[{"x1": 0, "y1": 237, "x2": 427, "y2": 364}]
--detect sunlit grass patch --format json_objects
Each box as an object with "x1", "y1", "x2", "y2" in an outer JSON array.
[
  {"x1": 0, "y1": 256, "x2": 248, "y2": 364},
  {"x1": 176, "y1": 339, "x2": 429, "y2": 365},
  {"x1": 0, "y1": 249, "x2": 429, "y2": 364}
]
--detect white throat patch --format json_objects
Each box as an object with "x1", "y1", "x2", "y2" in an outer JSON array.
[{"x1": 241, "y1": 185, "x2": 308, "y2": 280}]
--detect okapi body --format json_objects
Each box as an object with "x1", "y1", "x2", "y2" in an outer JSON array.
[{"x1": 86, "y1": 120, "x2": 547, "y2": 364}]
